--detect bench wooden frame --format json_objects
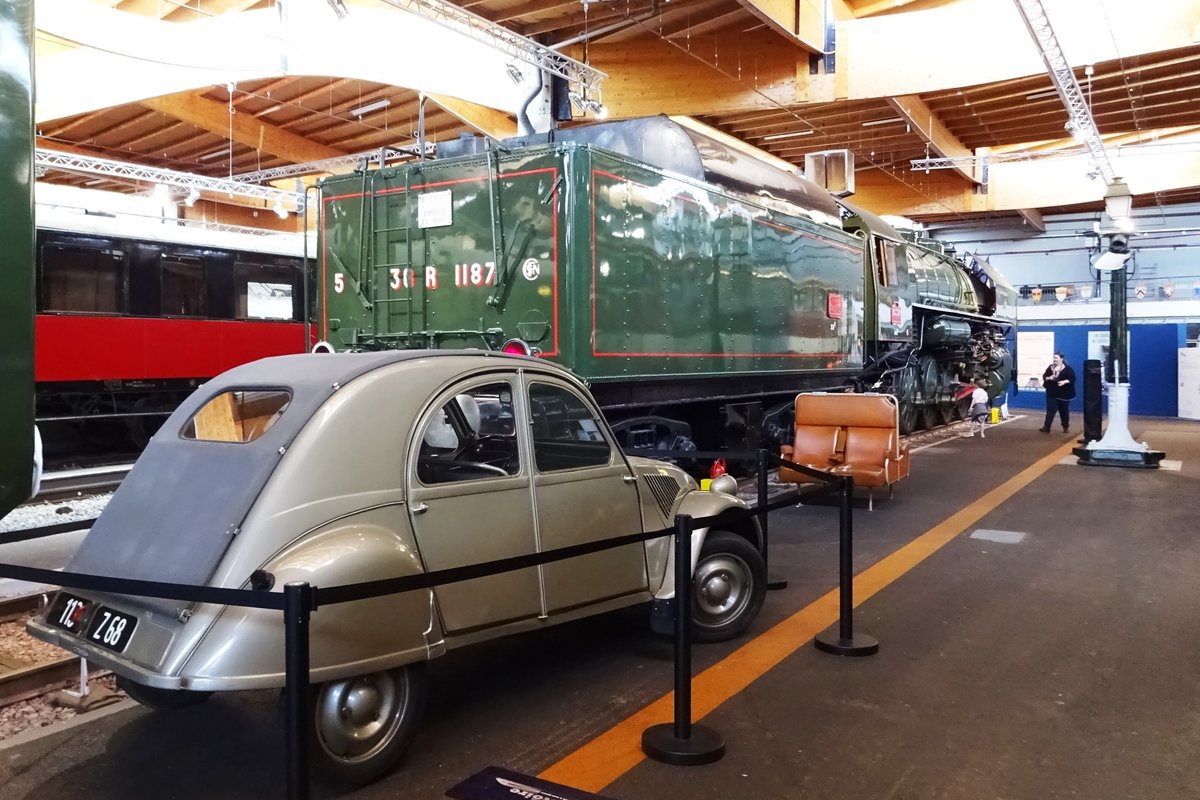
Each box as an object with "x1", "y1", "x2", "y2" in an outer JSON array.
[{"x1": 779, "y1": 392, "x2": 910, "y2": 510}]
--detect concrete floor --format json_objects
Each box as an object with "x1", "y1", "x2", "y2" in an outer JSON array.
[{"x1": 1, "y1": 414, "x2": 1196, "y2": 800}]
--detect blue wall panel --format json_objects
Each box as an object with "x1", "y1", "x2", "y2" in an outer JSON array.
[{"x1": 1007, "y1": 324, "x2": 1186, "y2": 417}]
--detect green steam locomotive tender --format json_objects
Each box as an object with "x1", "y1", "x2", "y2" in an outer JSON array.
[
  {"x1": 318, "y1": 117, "x2": 1014, "y2": 450},
  {"x1": 0, "y1": 0, "x2": 37, "y2": 516}
]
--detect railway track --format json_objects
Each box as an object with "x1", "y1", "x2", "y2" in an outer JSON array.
[
  {"x1": 35, "y1": 463, "x2": 132, "y2": 503},
  {"x1": 0, "y1": 594, "x2": 99, "y2": 709}
]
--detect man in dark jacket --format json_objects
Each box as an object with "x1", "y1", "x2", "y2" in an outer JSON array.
[{"x1": 1040, "y1": 352, "x2": 1077, "y2": 433}]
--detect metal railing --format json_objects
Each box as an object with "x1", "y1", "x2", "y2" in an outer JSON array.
[{"x1": 1016, "y1": 275, "x2": 1200, "y2": 305}]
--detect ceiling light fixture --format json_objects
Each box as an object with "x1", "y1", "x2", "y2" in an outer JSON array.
[
  {"x1": 198, "y1": 150, "x2": 227, "y2": 161},
  {"x1": 184, "y1": 187, "x2": 201, "y2": 207},
  {"x1": 273, "y1": 200, "x2": 289, "y2": 219},
  {"x1": 326, "y1": 0, "x2": 349, "y2": 19},
  {"x1": 762, "y1": 130, "x2": 815, "y2": 141},
  {"x1": 861, "y1": 117, "x2": 903, "y2": 128},
  {"x1": 349, "y1": 98, "x2": 391, "y2": 117},
  {"x1": 1024, "y1": 89, "x2": 1059, "y2": 101}
]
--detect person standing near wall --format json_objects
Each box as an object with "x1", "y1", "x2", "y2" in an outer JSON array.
[{"x1": 1040, "y1": 352, "x2": 1077, "y2": 433}]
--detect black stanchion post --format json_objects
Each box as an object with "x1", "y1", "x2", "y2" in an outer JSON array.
[
  {"x1": 642, "y1": 515, "x2": 725, "y2": 765},
  {"x1": 757, "y1": 448, "x2": 787, "y2": 590},
  {"x1": 284, "y1": 581, "x2": 315, "y2": 800},
  {"x1": 814, "y1": 476, "x2": 879, "y2": 657}
]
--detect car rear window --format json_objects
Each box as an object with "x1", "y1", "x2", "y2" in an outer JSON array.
[{"x1": 182, "y1": 389, "x2": 292, "y2": 443}]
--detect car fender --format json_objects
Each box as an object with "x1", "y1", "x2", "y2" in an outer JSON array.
[
  {"x1": 178, "y1": 511, "x2": 441, "y2": 691},
  {"x1": 650, "y1": 490, "x2": 761, "y2": 600}
]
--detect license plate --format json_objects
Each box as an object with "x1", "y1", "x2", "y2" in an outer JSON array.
[
  {"x1": 84, "y1": 606, "x2": 138, "y2": 653},
  {"x1": 47, "y1": 593, "x2": 92, "y2": 634},
  {"x1": 47, "y1": 593, "x2": 137, "y2": 653}
]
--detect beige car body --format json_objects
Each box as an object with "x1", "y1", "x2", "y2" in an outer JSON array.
[{"x1": 29, "y1": 352, "x2": 760, "y2": 692}]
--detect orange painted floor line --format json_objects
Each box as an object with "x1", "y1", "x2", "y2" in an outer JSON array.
[{"x1": 540, "y1": 439, "x2": 1080, "y2": 793}]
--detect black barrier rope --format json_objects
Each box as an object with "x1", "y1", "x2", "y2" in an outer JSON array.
[
  {"x1": 0, "y1": 517, "x2": 96, "y2": 546},
  {"x1": 0, "y1": 561, "x2": 284, "y2": 610},
  {"x1": 641, "y1": 515, "x2": 724, "y2": 765}
]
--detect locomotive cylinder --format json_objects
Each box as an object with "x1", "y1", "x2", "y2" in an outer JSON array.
[{"x1": 921, "y1": 316, "x2": 972, "y2": 347}]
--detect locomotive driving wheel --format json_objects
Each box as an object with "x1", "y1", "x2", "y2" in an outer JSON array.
[
  {"x1": 934, "y1": 362, "x2": 957, "y2": 425},
  {"x1": 895, "y1": 364, "x2": 921, "y2": 434},
  {"x1": 918, "y1": 356, "x2": 942, "y2": 430}
]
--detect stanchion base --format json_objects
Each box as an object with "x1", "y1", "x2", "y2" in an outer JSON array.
[
  {"x1": 814, "y1": 630, "x2": 879, "y2": 657},
  {"x1": 766, "y1": 575, "x2": 789, "y2": 590},
  {"x1": 642, "y1": 723, "x2": 725, "y2": 765}
]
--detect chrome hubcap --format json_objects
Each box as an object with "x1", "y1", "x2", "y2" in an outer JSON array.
[
  {"x1": 694, "y1": 554, "x2": 749, "y2": 624},
  {"x1": 315, "y1": 671, "x2": 408, "y2": 763}
]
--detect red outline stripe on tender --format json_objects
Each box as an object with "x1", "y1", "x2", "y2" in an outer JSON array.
[{"x1": 589, "y1": 169, "x2": 861, "y2": 360}]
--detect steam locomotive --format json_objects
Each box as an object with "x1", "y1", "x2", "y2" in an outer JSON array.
[
  {"x1": 317, "y1": 116, "x2": 1015, "y2": 452},
  {"x1": 34, "y1": 202, "x2": 309, "y2": 450}
]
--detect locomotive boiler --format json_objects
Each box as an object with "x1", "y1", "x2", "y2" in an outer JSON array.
[{"x1": 317, "y1": 116, "x2": 1015, "y2": 451}]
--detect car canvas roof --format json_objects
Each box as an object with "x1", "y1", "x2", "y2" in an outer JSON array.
[{"x1": 66, "y1": 350, "x2": 534, "y2": 617}]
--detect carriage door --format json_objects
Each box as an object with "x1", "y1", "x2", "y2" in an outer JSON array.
[
  {"x1": 524, "y1": 378, "x2": 648, "y2": 614},
  {"x1": 407, "y1": 377, "x2": 540, "y2": 634}
]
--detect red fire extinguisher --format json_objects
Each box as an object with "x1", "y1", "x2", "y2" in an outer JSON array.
[{"x1": 710, "y1": 458, "x2": 727, "y2": 479}]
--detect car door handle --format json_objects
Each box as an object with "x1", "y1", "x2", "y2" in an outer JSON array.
[
  {"x1": 622, "y1": 475, "x2": 637, "y2": 484},
  {"x1": 411, "y1": 502, "x2": 429, "y2": 514}
]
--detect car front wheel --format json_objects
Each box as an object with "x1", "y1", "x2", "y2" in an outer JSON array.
[
  {"x1": 691, "y1": 531, "x2": 766, "y2": 643},
  {"x1": 310, "y1": 663, "x2": 428, "y2": 789}
]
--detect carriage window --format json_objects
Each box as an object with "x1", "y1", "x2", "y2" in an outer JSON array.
[
  {"x1": 161, "y1": 255, "x2": 206, "y2": 316},
  {"x1": 417, "y1": 383, "x2": 519, "y2": 484},
  {"x1": 528, "y1": 384, "x2": 611, "y2": 472},
  {"x1": 234, "y1": 262, "x2": 296, "y2": 320},
  {"x1": 182, "y1": 390, "x2": 291, "y2": 443},
  {"x1": 40, "y1": 244, "x2": 125, "y2": 313}
]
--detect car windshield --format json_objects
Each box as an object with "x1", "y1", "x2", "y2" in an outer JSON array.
[{"x1": 181, "y1": 389, "x2": 292, "y2": 443}]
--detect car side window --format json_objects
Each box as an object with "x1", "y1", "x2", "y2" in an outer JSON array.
[
  {"x1": 528, "y1": 383, "x2": 612, "y2": 472},
  {"x1": 416, "y1": 383, "x2": 519, "y2": 484}
]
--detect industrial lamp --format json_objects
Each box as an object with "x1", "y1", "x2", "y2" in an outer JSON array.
[{"x1": 1103, "y1": 177, "x2": 1133, "y2": 220}]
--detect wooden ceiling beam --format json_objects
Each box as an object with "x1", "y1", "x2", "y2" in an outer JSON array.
[
  {"x1": 426, "y1": 94, "x2": 516, "y2": 140},
  {"x1": 839, "y1": 0, "x2": 1200, "y2": 101},
  {"x1": 734, "y1": 0, "x2": 835, "y2": 56},
  {"x1": 887, "y1": 94, "x2": 980, "y2": 184},
  {"x1": 1016, "y1": 208, "x2": 1046, "y2": 232},
  {"x1": 584, "y1": 34, "x2": 806, "y2": 118},
  {"x1": 40, "y1": 109, "x2": 111, "y2": 139},
  {"x1": 141, "y1": 92, "x2": 345, "y2": 163},
  {"x1": 851, "y1": 0, "x2": 946, "y2": 18},
  {"x1": 850, "y1": 142, "x2": 1200, "y2": 217}
]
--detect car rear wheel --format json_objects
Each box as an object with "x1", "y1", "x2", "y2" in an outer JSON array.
[
  {"x1": 116, "y1": 675, "x2": 212, "y2": 709},
  {"x1": 310, "y1": 663, "x2": 428, "y2": 790},
  {"x1": 691, "y1": 531, "x2": 766, "y2": 643}
]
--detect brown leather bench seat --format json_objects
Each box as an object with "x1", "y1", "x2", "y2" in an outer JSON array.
[{"x1": 778, "y1": 392, "x2": 910, "y2": 510}]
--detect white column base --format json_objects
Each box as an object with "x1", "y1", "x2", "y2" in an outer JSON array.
[{"x1": 1086, "y1": 383, "x2": 1146, "y2": 453}]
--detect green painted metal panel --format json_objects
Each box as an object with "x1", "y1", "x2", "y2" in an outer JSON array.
[
  {"x1": 0, "y1": 0, "x2": 35, "y2": 516},
  {"x1": 318, "y1": 141, "x2": 865, "y2": 386},
  {"x1": 577, "y1": 149, "x2": 864, "y2": 382},
  {"x1": 319, "y1": 147, "x2": 563, "y2": 354}
]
